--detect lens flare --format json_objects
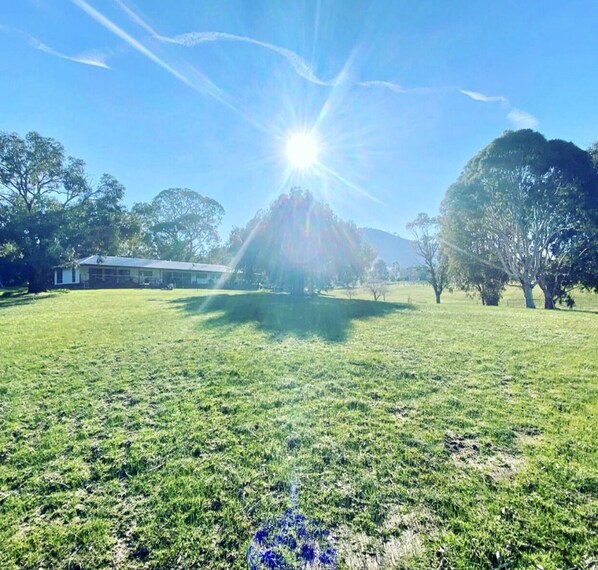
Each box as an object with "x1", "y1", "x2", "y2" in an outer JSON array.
[{"x1": 285, "y1": 132, "x2": 319, "y2": 169}]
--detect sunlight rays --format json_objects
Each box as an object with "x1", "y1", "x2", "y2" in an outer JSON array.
[
  {"x1": 317, "y1": 163, "x2": 382, "y2": 205},
  {"x1": 73, "y1": 0, "x2": 385, "y2": 217}
]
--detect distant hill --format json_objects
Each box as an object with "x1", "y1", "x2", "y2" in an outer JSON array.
[{"x1": 360, "y1": 227, "x2": 423, "y2": 267}]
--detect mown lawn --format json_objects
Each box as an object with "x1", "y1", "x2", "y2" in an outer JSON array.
[{"x1": 0, "y1": 286, "x2": 596, "y2": 569}]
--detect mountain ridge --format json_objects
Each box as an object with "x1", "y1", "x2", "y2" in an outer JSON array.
[{"x1": 360, "y1": 227, "x2": 422, "y2": 267}]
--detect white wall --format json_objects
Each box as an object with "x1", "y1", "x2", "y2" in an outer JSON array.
[{"x1": 54, "y1": 268, "x2": 80, "y2": 285}]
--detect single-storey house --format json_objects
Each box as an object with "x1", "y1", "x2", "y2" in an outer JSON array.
[{"x1": 54, "y1": 255, "x2": 232, "y2": 289}]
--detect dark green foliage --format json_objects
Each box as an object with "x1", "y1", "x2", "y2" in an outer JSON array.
[
  {"x1": 131, "y1": 188, "x2": 225, "y2": 261},
  {"x1": 65, "y1": 175, "x2": 138, "y2": 259},
  {"x1": 441, "y1": 179, "x2": 509, "y2": 306},
  {"x1": 0, "y1": 131, "x2": 130, "y2": 292}
]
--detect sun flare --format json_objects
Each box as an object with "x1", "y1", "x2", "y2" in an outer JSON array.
[{"x1": 285, "y1": 132, "x2": 319, "y2": 169}]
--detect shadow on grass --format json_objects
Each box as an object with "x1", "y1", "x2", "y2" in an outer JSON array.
[
  {"x1": 169, "y1": 292, "x2": 413, "y2": 341},
  {"x1": 0, "y1": 290, "x2": 60, "y2": 308}
]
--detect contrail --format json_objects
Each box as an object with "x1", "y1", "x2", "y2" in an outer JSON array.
[
  {"x1": 158, "y1": 31, "x2": 340, "y2": 87},
  {"x1": 0, "y1": 25, "x2": 109, "y2": 69},
  {"x1": 29, "y1": 37, "x2": 110, "y2": 69},
  {"x1": 70, "y1": 0, "x2": 224, "y2": 100},
  {"x1": 114, "y1": 1, "x2": 538, "y2": 131},
  {"x1": 70, "y1": 0, "x2": 272, "y2": 135}
]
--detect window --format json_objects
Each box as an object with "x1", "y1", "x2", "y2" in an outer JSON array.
[
  {"x1": 56, "y1": 268, "x2": 63, "y2": 284},
  {"x1": 118, "y1": 269, "x2": 130, "y2": 276},
  {"x1": 196, "y1": 272, "x2": 208, "y2": 279},
  {"x1": 72, "y1": 268, "x2": 76, "y2": 283},
  {"x1": 140, "y1": 270, "x2": 153, "y2": 285},
  {"x1": 89, "y1": 267, "x2": 103, "y2": 281}
]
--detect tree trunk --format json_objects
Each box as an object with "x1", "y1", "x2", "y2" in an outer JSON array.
[
  {"x1": 434, "y1": 290, "x2": 441, "y2": 304},
  {"x1": 482, "y1": 288, "x2": 501, "y2": 306},
  {"x1": 522, "y1": 281, "x2": 536, "y2": 309},
  {"x1": 27, "y1": 266, "x2": 48, "y2": 294},
  {"x1": 537, "y1": 277, "x2": 557, "y2": 310},
  {"x1": 289, "y1": 272, "x2": 305, "y2": 296},
  {"x1": 484, "y1": 295, "x2": 500, "y2": 306}
]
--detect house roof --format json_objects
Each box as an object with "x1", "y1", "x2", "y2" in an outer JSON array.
[{"x1": 75, "y1": 255, "x2": 231, "y2": 273}]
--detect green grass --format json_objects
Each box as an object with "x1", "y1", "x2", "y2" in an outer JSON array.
[{"x1": 0, "y1": 286, "x2": 596, "y2": 569}]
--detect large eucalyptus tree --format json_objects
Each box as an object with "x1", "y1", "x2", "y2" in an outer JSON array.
[{"x1": 442, "y1": 130, "x2": 598, "y2": 308}]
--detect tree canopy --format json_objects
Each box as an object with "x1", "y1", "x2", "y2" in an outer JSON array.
[
  {"x1": 442, "y1": 130, "x2": 598, "y2": 308},
  {"x1": 131, "y1": 188, "x2": 225, "y2": 262},
  {"x1": 234, "y1": 188, "x2": 373, "y2": 295},
  {"x1": 0, "y1": 131, "x2": 130, "y2": 292}
]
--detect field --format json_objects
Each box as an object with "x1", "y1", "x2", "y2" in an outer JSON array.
[{"x1": 0, "y1": 285, "x2": 597, "y2": 569}]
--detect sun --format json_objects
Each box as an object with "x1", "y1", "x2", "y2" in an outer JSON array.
[{"x1": 285, "y1": 132, "x2": 319, "y2": 169}]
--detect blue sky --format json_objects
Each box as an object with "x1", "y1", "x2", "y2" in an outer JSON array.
[{"x1": 1, "y1": 0, "x2": 597, "y2": 238}]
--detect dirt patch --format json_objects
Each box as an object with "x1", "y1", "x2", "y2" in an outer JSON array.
[
  {"x1": 110, "y1": 483, "x2": 148, "y2": 568},
  {"x1": 444, "y1": 432, "x2": 524, "y2": 481},
  {"x1": 112, "y1": 535, "x2": 130, "y2": 568},
  {"x1": 386, "y1": 403, "x2": 415, "y2": 421},
  {"x1": 514, "y1": 427, "x2": 542, "y2": 447},
  {"x1": 336, "y1": 507, "x2": 434, "y2": 569}
]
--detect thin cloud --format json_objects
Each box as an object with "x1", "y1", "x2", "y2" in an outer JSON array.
[
  {"x1": 461, "y1": 88, "x2": 539, "y2": 129},
  {"x1": 507, "y1": 108, "x2": 539, "y2": 129},
  {"x1": 460, "y1": 89, "x2": 508, "y2": 104},
  {"x1": 158, "y1": 31, "x2": 339, "y2": 86},
  {"x1": 0, "y1": 26, "x2": 109, "y2": 69},
  {"x1": 359, "y1": 80, "x2": 408, "y2": 93},
  {"x1": 359, "y1": 80, "x2": 443, "y2": 95}
]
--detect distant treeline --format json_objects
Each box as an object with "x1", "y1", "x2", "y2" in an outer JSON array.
[{"x1": 1, "y1": 129, "x2": 597, "y2": 307}]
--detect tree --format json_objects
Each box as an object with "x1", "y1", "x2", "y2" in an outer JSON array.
[
  {"x1": 364, "y1": 261, "x2": 388, "y2": 300},
  {"x1": 223, "y1": 212, "x2": 266, "y2": 286},
  {"x1": 441, "y1": 179, "x2": 509, "y2": 306},
  {"x1": 576, "y1": 141, "x2": 598, "y2": 295},
  {"x1": 442, "y1": 130, "x2": 598, "y2": 308},
  {"x1": 388, "y1": 261, "x2": 401, "y2": 282},
  {"x1": 0, "y1": 131, "x2": 92, "y2": 292},
  {"x1": 366, "y1": 277, "x2": 388, "y2": 301},
  {"x1": 0, "y1": 131, "x2": 134, "y2": 292},
  {"x1": 235, "y1": 188, "x2": 372, "y2": 295},
  {"x1": 406, "y1": 213, "x2": 449, "y2": 304},
  {"x1": 66, "y1": 175, "x2": 137, "y2": 259},
  {"x1": 365, "y1": 258, "x2": 390, "y2": 301},
  {"x1": 371, "y1": 258, "x2": 389, "y2": 282},
  {"x1": 133, "y1": 188, "x2": 225, "y2": 261}
]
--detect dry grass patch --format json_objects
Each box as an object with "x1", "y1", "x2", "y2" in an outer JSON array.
[
  {"x1": 336, "y1": 506, "x2": 435, "y2": 569},
  {"x1": 444, "y1": 431, "x2": 525, "y2": 481}
]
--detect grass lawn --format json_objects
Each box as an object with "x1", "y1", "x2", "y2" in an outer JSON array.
[{"x1": 0, "y1": 285, "x2": 596, "y2": 569}]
